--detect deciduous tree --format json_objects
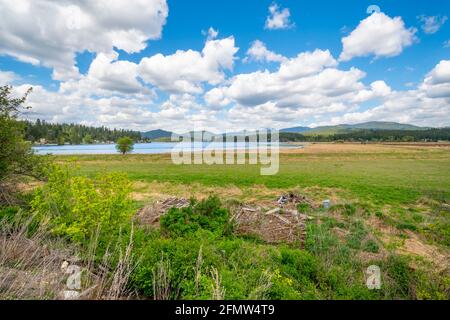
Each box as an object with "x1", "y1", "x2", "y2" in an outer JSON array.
[{"x1": 116, "y1": 137, "x2": 134, "y2": 155}]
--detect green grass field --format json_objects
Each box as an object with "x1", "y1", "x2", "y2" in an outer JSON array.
[
  {"x1": 56, "y1": 143, "x2": 450, "y2": 254},
  {"x1": 5, "y1": 143, "x2": 449, "y2": 299},
  {"x1": 56, "y1": 144, "x2": 450, "y2": 206}
]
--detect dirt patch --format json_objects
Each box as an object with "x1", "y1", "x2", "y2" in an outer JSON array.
[
  {"x1": 280, "y1": 143, "x2": 450, "y2": 155},
  {"x1": 398, "y1": 231, "x2": 449, "y2": 271},
  {"x1": 367, "y1": 217, "x2": 400, "y2": 240},
  {"x1": 366, "y1": 217, "x2": 449, "y2": 270},
  {"x1": 14, "y1": 181, "x2": 44, "y2": 193},
  {"x1": 131, "y1": 181, "x2": 248, "y2": 203},
  {"x1": 332, "y1": 227, "x2": 349, "y2": 241},
  {"x1": 281, "y1": 143, "x2": 409, "y2": 154},
  {"x1": 131, "y1": 181, "x2": 346, "y2": 212},
  {"x1": 357, "y1": 250, "x2": 387, "y2": 263}
]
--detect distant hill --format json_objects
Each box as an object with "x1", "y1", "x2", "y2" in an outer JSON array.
[
  {"x1": 346, "y1": 121, "x2": 427, "y2": 130},
  {"x1": 280, "y1": 126, "x2": 310, "y2": 133},
  {"x1": 281, "y1": 121, "x2": 429, "y2": 136},
  {"x1": 142, "y1": 122, "x2": 430, "y2": 140},
  {"x1": 141, "y1": 129, "x2": 173, "y2": 140}
]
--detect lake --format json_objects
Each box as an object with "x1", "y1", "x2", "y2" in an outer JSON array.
[{"x1": 33, "y1": 142, "x2": 302, "y2": 155}]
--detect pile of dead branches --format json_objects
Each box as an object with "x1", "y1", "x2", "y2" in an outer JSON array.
[
  {"x1": 135, "y1": 193, "x2": 314, "y2": 246},
  {"x1": 277, "y1": 192, "x2": 317, "y2": 210},
  {"x1": 232, "y1": 205, "x2": 310, "y2": 245},
  {"x1": 136, "y1": 197, "x2": 190, "y2": 227}
]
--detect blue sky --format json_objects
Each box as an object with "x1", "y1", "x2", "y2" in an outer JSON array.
[{"x1": 0, "y1": 0, "x2": 449, "y2": 131}]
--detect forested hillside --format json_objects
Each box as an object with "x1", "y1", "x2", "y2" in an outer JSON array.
[
  {"x1": 279, "y1": 128, "x2": 450, "y2": 142},
  {"x1": 23, "y1": 119, "x2": 142, "y2": 145}
]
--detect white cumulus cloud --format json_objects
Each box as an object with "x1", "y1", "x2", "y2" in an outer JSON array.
[
  {"x1": 206, "y1": 49, "x2": 370, "y2": 111},
  {"x1": 420, "y1": 60, "x2": 450, "y2": 98},
  {"x1": 138, "y1": 37, "x2": 239, "y2": 94},
  {"x1": 265, "y1": 3, "x2": 294, "y2": 30},
  {"x1": 0, "y1": 69, "x2": 18, "y2": 84},
  {"x1": 60, "y1": 52, "x2": 149, "y2": 97},
  {"x1": 203, "y1": 27, "x2": 219, "y2": 40},
  {"x1": 0, "y1": 0, "x2": 168, "y2": 80},
  {"x1": 245, "y1": 40, "x2": 286, "y2": 63},
  {"x1": 340, "y1": 12, "x2": 416, "y2": 62},
  {"x1": 418, "y1": 15, "x2": 448, "y2": 34}
]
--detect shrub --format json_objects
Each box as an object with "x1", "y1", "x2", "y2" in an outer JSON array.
[
  {"x1": 275, "y1": 248, "x2": 320, "y2": 299},
  {"x1": 160, "y1": 196, "x2": 230, "y2": 237},
  {"x1": 268, "y1": 268, "x2": 301, "y2": 299},
  {"x1": 31, "y1": 164, "x2": 134, "y2": 243},
  {"x1": 0, "y1": 86, "x2": 50, "y2": 204},
  {"x1": 279, "y1": 248, "x2": 318, "y2": 282},
  {"x1": 132, "y1": 235, "x2": 223, "y2": 299}
]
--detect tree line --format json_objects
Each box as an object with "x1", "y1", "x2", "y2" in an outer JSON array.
[
  {"x1": 18, "y1": 118, "x2": 450, "y2": 145},
  {"x1": 23, "y1": 119, "x2": 142, "y2": 145},
  {"x1": 279, "y1": 128, "x2": 450, "y2": 142}
]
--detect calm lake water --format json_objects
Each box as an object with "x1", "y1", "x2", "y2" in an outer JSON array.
[{"x1": 33, "y1": 142, "x2": 302, "y2": 155}]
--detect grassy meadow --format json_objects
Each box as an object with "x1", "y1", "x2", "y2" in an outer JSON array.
[
  {"x1": 3, "y1": 143, "x2": 449, "y2": 300},
  {"x1": 58, "y1": 143, "x2": 450, "y2": 205},
  {"x1": 57, "y1": 143, "x2": 450, "y2": 279}
]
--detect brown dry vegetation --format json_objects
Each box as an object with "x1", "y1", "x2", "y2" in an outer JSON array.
[{"x1": 0, "y1": 217, "x2": 137, "y2": 300}]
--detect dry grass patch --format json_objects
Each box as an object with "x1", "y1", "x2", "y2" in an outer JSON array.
[
  {"x1": 398, "y1": 231, "x2": 449, "y2": 272},
  {"x1": 281, "y1": 143, "x2": 416, "y2": 154}
]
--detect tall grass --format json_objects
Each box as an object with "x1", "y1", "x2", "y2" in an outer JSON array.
[{"x1": 0, "y1": 213, "x2": 137, "y2": 300}]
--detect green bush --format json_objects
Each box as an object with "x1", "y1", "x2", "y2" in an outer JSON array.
[
  {"x1": 160, "y1": 196, "x2": 230, "y2": 237},
  {"x1": 279, "y1": 248, "x2": 318, "y2": 282},
  {"x1": 132, "y1": 233, "x2": 223, "y2": 299},
  {"x1": 273, "y1": 248, "x2": 320, "y2": 299},
  {"x1": 268, "y1": 268, "x2": 302, "y2": 299},
  {"x1": 116, "y1": 136, "x2": 134, "y2": 155},
  {"x1": 31, "y1": 164, "x2": 134, "y2": 243}
]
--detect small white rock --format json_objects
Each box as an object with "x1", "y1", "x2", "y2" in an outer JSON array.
[
  {"x1": 61, "y1": 261, "x2": 69, "y2": 271},
  {"x1": 62, "y1": 290, "x2": 80, "y2": 300}
]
